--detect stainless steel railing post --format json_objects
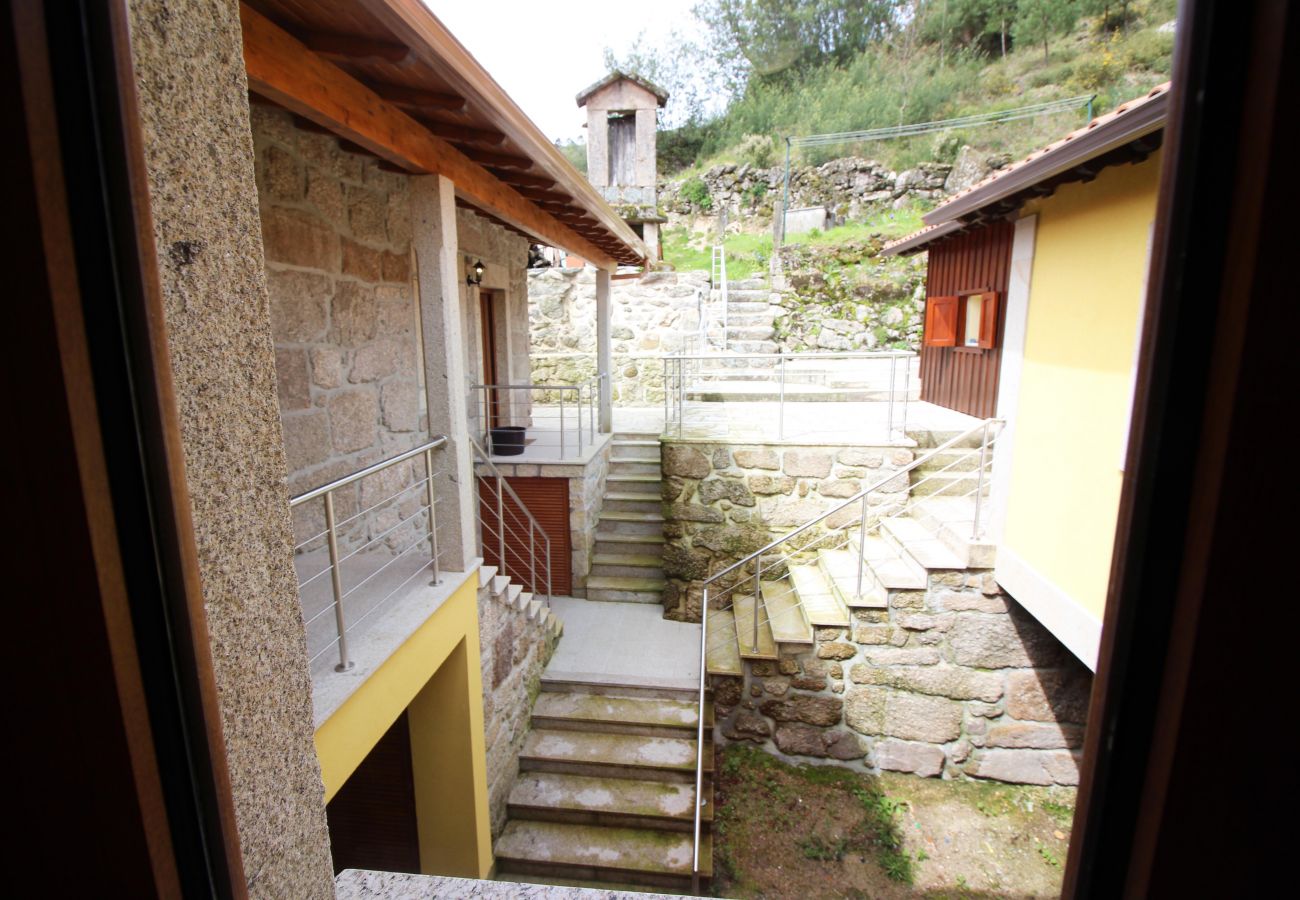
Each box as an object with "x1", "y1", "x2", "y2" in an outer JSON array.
[
  {"x1": 751, "y1": 554, "x2": 761, "y2": 652},
  {"x1": 972, "y1": 420, "x2": 991, "y2": 540},
  {"x1": 323, "y1": 492, "x2": 354, "y2": 672},
  {"x1": 559, "y1": 392, "x2": 566, "y2": 459},
  {"x1": 577, "y1": 388, "x2": 584, "y2": 456},
  {"x1": 497, "y1": 476, "x2": 506, "y2": 580},
  {"x1": 424, "y1": 448, "x2": 441, "y2": 585},
  {"x1": 778, "y1": 353, "x2": 786, "y2": 441},
  {"x1": 529, "y1": 525, "x2": 536, "y2": 596},
  {"x1": 888, "y1": 354, "x2": 897, "y2": 440},
  {"x1": 855, "y1": 491, "x2": 869, "y2": 601},
  {"x1": 691, "y1": 585, "x2": 709, "y2": 896}
]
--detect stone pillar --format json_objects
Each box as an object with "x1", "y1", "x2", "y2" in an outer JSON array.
[
  {"x1": 596, "y1": 267, "x2": 613, "y2": 432},
  {"x1": 412, "y1": 175, "x2": 477, "y2": 572}
]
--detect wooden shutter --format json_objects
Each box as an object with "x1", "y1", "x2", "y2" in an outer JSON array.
[
  {"x1": 326, "y1": 712, "x2": 419, "y2": 875},
  {"x1": 976, "y1": 291, "x2": 1000, "y2": 349},
  {"x1": 478, "y1": 476, "x2": 571, "y2": 596},
  {"x1": 925, "y1": 295, "x2": 958, "y2": 347}
]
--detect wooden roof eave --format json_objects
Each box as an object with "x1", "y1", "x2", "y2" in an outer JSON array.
[
  {"x1": 351, "y1": 0, "x2": 649, "y2": 266},
  {"x1": 239, "y1": 3, "x2": 630, "y2": 269}
]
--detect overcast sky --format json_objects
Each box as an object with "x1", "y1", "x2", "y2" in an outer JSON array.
[{"x1": 426, "y1": 0, "x2": 702, "y2": 142}]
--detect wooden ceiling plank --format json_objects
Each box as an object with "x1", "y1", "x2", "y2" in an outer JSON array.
[
  {"x1": 486, "y1": 168, "x2": 556, "y2": 190},
  {"x1": 458, "y1": 147, "x2": 533, "y2": 169},
  {"x1": 369, "y1": 81, "x2": 465, "y2": 111},
  {"x1": 414, "y1": 118, "x2": 506, "y2": 146},
  {"x1": 240, "y1": 3, "x2": 618, "y2": 268}
]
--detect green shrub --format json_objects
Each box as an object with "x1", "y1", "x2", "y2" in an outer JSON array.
[
  {"x1": 1122, "y1": 29, "x2": 1176, "y2": 72},
  {"x1": 679, "y1": 176, "x2": 713, "y2": 211}
]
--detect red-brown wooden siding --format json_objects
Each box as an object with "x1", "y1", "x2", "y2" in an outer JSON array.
[
  {"x1": 920, "y1": 221, "x2": 1015, "y2": 418},
  {"x1": 478, "y1": 476, "x2": 572, "y2": 596},
  {"x1": 326, "y1": 712, "x2": 420, "y2": 875}
]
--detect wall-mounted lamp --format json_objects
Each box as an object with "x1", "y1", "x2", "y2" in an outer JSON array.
[{"x1": 466, "y1": 259, "x2": 485, "y2": 286}]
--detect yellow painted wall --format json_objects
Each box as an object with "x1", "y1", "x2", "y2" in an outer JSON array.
[
  {"x1": 1003, "y1": 151, "x2": 1162, "y2": 620},
  {"x1": 314, "y1": 574, "x2": 493, "y2": 878}
]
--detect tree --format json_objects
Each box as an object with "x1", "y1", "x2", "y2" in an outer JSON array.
[
  {"x1": 1014, "y1": 0, "x2": 1078, "y2": 61},
  {"x1": 603, "y1": 30, "x2": 723, "y2": 128}
]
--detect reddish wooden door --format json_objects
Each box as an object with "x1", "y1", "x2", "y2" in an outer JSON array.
[
  {"x1": 479, "y1": 289, "x2": 502, "y2": 430},
  {"x1": 478, "y1": 476, "x2": 571, "y2": 596}
]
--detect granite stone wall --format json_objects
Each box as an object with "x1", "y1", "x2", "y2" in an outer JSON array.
[
  {"x1": 528, "y1": 268, "x2": 707, "y2": 406},
  {"x1": 127, "y1": 0, "x2": 335, "y2": 894},
  {"x1": 659, "y1": 441, "x2": 913, "y2": 621},
  {"x1": 477, "y1": 577, "x2": 557, "y2": 836}
]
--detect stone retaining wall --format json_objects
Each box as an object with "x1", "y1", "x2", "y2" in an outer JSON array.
[
  {"x1": 659, "y1": 440, "x2": 914, "y2": 621},
  {"x1": 712, "y1": 583, "x2": 1090, "y2": 786},
  {"x1": 477, "y1": 577, "x2": 557, "y2": 836},
  {"x1": 528, "y1": 268, "x2": 707, "y2": 405}
]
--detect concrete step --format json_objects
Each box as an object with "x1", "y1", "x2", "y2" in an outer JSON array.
[
  {"x1": 515, "y1": 591, "x2": 533, "y2": 613},
  {"x1": 601, "y1": 493, "x2": 663, "y2": 514},
  {"x1": 590, "y1": 552, "x2": 664, "y2": 580},
  {"x1": 610, "y1": 440, "x2": 661, "y2": 461},
  {"x1": 727, "y1": 339, "x2": 779, "y2": 354},
  {"x1": 478, "y1": 565, "x2": 497, "y2": 588},
  {"x1": 518, "y1": 729, "x2": 710, "y2": 783},
  {"x1": 705, "y1": 607, "x2": 742, "y2": 676},
  {"x1": 611, "y1": 432, "x2": 661, "y2": 442},
  {"x1": 728, "y1": 279, "x2": 769, "y2": 292},
  {"x1": 817, "y1": 549, "x2": 887, "y2": 609},
  {"x1": 540, "y1": 679, "x2": 698, "y2": 703},
  {"x1": 732, "y1": 593, "x2": 778, "y2": 660},
  {"x1": 723, "y1": 300, "x2": 772, "y2": 314},
  {"x1": 727, "y1": 313, "x2": 776, "y2": 328},
  {"x1": 527, "y1": 599, "x2": 544, "y2": 622},
  {"x1": 847, "y1": 534, "x2": 928, "y2": 589},
  {"x1": 910, "y1": 470, "x2": 981, "y2": 498},
  {"x1": 788, "y1": 564, "x2": 850, "y2": 626},
  {"x1": 609, "y1": 459, "x2": 661, "y2": 477},
  {"x1": 531, "y1": 692, "x2": 707, "y2": 739},
  {"x1": 494, "y1": 820, "x2": 711, "y2": 891},
  {"x1": 880, "y1": 514, "x2": 967, "y2": 569},
  {"x1": 505, "y1": 581, "x2": 523, "y2": 607},
  {"x1": 908, "y1": 496, "x2": 997, "y2": 568},
  {"x1": 605, "y1": 474, "x2": 661, "y2": 495},
  {"x1": 760, "y1": 581, "x2": 814, "y2": 645},
  {"x1": 595, "y1": 510, "x2": 664, "y2": 537},
  {"x1": 507, "y1": 771, "x2": 712, "y2": 832},
  {"x1": 594, "y1": 533, "x2": 666, "y2": 555},
  {"x1": 913, "y1": 448, "x2": 984, "y2": 474},
  {"x1": 585, "y1": 575, "x2": 665, "y2": 604},
  {"x1": 728, "y1": 326, "x2": 775, "y2": 341},
  {"x1": 491, "y1": 574, "x2": 510, "y2": 599}
]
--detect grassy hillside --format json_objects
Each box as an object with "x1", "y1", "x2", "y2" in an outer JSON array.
[{"x1": 661, "y1": 0, "x2": 1176, "y2": 178}]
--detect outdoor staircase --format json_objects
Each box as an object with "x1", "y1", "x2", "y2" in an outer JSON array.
[
  {"x1": 722, "y1": 277, "x2": 780, "y2": 355},
  {"x1": 479, "y1": 564, "x2": 563, "y2": 638},
  {"x1": 706, "y1": 442, "x2": 992, "y2": 675},
  {"x1": 587, "y1": 433, "x2": 666, "y2": 604},
  {"x1": 494, "y1": 680, "x2": 714, "y2": 892}
]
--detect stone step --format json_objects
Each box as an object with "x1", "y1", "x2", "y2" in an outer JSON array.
[
  {"x1": 685, "y1": 385, "x2": 892, "y2": 403},
  {"x1": 540, "y1": 679, "x2": 698, "y2": 703},
  {"x1": 760, "y1": 581, "x2": 814, "y2": 645},
  {"x1": 726, "y1": 313, "x2": 776, "y2": 328},
  {"x1": 594, "y1": 532, "x2": 666, "y2": 552},
  {"x1": 518, "y1": 729, "x2": 710, "y2": 783},
  {"x1": 595, "y1": 510, "x2": 664, "y2": 537},
  {"x1": 605, "y1": 474, "x2": 662, "y2": 495},
  {"x1": 478, "y1": 565, "x2": 497, "y2": 588},
  {"x1": 913, "y1": 448, "x2": 985, "y2": 474},
  {"x1": 728, "y1": 279, "x2": 769, "y2": 292},
  {"x1": 610, "y1": 440, "x2": 661, "y2": 461},
  {"x1": 528, "y1": 599, "x2": 544, "y2": 622},
  {"x1": 848, "y1": 534, "x2": 928, "y2": 589},
  {"x1": 723, "y1": 300, "x2": 771, "y2": 314},
  {"x1": 817, "y1": 549, "x2": 888, "y2": 609},
  {"x1": 907, "y1": 496, "x2": 997, "y2": 568},
  {"x1": 726, "y1": 285, "x2": 770, "y2": 298},
  {"x1": 705, "y1": 607, "x2": 742, "y2": 676},
  {"x1": 609, "y1": 459, "x2": 661, "y2": 477},
  {"x1": 601, "y1": 494, "x2": 664, "y2": 514},
  {"x1": 585, "y1": 575, "x2": 665, "y2": 604},
  {"x1": 910, "y1": 469, "x2": 982, "y2": 498},
  {"x1": 516, "y1": 591, "x2": 533, "y2": 613},
  {"x1": 494, "y1": 820, "x2": 711, "y2": 891},
  {"x1": 590, "y1": 552, "x2": 664, "y2": 580},
  {"x1": 880, "y1": 514, "x2": 966, "y2": 569},
  {"x1": 611, "y1": 432, "x2": 661, "y2": 442},
  {"x1": 507, "y1": 772, "x2": 713, "y2": 832},
  {"x1": 491, "y1": 574, "x2": 510, "y2": 599},
  {"x1": 505, "y1": 581, "x2": 523, "y2": 607},
  {"x1": 788, "y1": 564, "x2": 850, "y2": 626},
  {"x1": 531, "y1": 692, "x2": 708, "y2": 739},
  {"x1": 732, "y1": 593, "x2": 778, "y2": 660},
  {"x1": 728, "y1": 326, "x2": 775, "y2": 341},
  {"x1": 727, "y1": 340, "x2": 780, "y2": 354}
]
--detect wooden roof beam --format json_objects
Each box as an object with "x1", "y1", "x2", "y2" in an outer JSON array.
[
  {"x1": 414, "y1": 117, "x2": 505, "y2": 146},
  {"x1": 301, "y1": 32, "x2": 410, "y2": 64},
  {"x1": 486, "y1": 168, "x2": 556, "y2": 190},
  {"x1": 240, "y1": 3, "x2": 619, "y2": 269},
  {"x1": 516, "y1": 187, "x2": 574, "y2": 204},
  {"x1": 369, "y1": 81, "x2": 466, "y2": 112},
  {"x1": 459, "y1": 147, "x2": 533, "y2": 170}
]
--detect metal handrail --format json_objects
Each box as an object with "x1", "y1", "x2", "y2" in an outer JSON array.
[
  {"x1": 687, "y1": 418, "x2": 1002, "y2": 888},
  {"x1": 469, "y1": 436, "x2": 553, "y2": 606},
  {"x1": 473, "y1": 372, "x2": 607, "y2": 459},
  {"x1": 290, "y1": 436, "x2": 448, "y2": 672}
]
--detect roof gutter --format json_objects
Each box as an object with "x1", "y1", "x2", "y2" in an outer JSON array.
[
  {"x1": 356, "y1": 0, "x2": 650, "y2": 265},
  {"x1": 922, "y1": 91, "x2": 1169, "y2": 227}
]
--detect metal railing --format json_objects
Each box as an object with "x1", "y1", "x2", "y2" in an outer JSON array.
[
  {"x1": 663, "y1": 351, "x2": 916, "y2": 442},
  {"x1": 470, "y1": 436, "x2": 553, "y2": 605},
  {"x1": 290, "y1": 437, "x2": 447, "y2": 673},
  {"x1": 711, "y1": 244, "x2": 729, "y2": 349},
  {"x1": 471, "y1": 372, "x2": 608, "y2": 459},
  {"x1": 688, "y1": 418, "x2": 1002, "y2": 888}
]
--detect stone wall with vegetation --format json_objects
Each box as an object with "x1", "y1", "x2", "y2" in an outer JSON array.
[
  {"x1": 659, "y1": 440, "x2": 914, "y2": 621},
  {"x1": 477, "y1": 575, "x2": 557, "y2": 836},
  {"x1": 528, "y1": 268, "x2": 708, "y2": 405},
  {"x1": 658, "y1": 147, "x2": 1006, "y2": 228},
  {"x1": 711, "y1": 581, "x2": 1091, "y2": 787},
  {"x1": 773, "y1": 240, "x2": 928, "y2": 352}
]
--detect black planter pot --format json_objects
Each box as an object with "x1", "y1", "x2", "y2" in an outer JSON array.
[{"x1": 489, "y1": 425, "x2": 526, "y2": 456}]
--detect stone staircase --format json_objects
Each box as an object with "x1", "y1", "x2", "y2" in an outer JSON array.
[
  {"x1": 494, "y1": 679, "x2": 714, "y2": 892},
  {"x1": 706, "y1": 445, "x2": 991, "y2": 675},
  {"x1": 587, "y1": 433, "x2": 666, "y2": 604},
  {"x1": 479, "y1": 563, "x2": 564, "y2": 638},
  {"x1": 722, "y1": 277, "x2": 780, "y2": 355}
]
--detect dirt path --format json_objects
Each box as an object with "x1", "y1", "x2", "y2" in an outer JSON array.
[{"x1": 712, "y1": 745, "x2": 1073, "y2": 899}]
